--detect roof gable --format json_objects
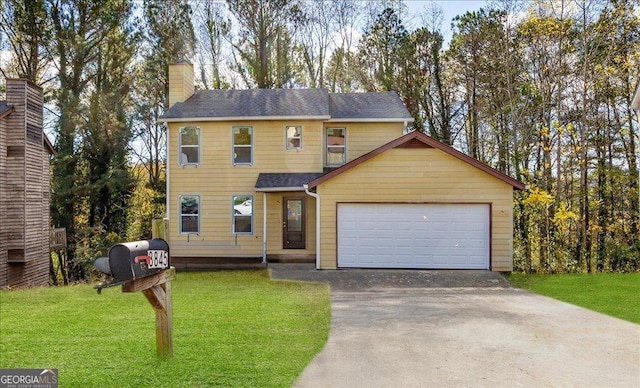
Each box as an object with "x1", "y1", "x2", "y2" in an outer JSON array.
[
  {"x1": 0, "y1": 100, "x2": 12, "y2": 119},
  {"x1": 307, "y1": 131, "x2": 526, "y2": 190}
]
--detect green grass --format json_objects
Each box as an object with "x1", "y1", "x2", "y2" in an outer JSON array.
[
  {"x1": 0, "y1": 271, "x2": 331, "y2": 387},
  {"x1": 508, "y1": 273, "x2": 640, "y2": 324}
]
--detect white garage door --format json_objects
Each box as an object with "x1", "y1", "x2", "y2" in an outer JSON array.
[{"x1": 337, "y1": 203, "x2": 490, "y2": 269}]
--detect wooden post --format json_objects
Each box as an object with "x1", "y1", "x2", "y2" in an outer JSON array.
[
  {"x1": 151, "y1": 218, "x2": 169, "y2": 240},
  {"x1": 122, "y1": 267, "x2": 176, "y2": 359}
]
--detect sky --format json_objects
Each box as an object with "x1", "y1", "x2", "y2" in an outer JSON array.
[{"x1": 404, "y1": 0, "x2": 490, "y2": 41}]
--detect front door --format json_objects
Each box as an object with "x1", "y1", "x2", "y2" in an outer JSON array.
[{"x1": 283, "y1": 198, "x2": 305, "y2": 249}]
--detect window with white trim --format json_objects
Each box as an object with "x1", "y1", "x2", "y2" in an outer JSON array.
[
  {"x1": 286, "y1": 125, "x2": 302, "y2": 150},
  {"x1": 233, "y1": 126, "x2": 253, "y2": 165},
  {"x1": 232, "y1": 195, "x2": 253, "y2": 234},
  {"x1": 179, "y1": 195, "x2": 200, "y2": 233},
  {"x1": 179, "y1": 126, "x2": 200, "y2": 165},
  {"x1": 326, "y1": 127, "x2": 346, "y2": 166}
]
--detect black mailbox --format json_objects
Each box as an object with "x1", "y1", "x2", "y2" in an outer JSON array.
[{"x1": 95, "y1": 239, "x2": 170, "y2": 283}]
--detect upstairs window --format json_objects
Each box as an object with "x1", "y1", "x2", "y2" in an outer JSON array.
[
  {"x1": 286, "y1": 125, "x2": 302, "y2": 150},
  {"x1": 326, "y1": 127, "x2": 346, "y2": 166},
  {"x1": 180, "y1": 195, "x2": 200, "y2": 234},
  {"x1": 233, "y1": 126, "x2": 253, "y2": 165},
  {"x1": 179, "y1": 126, "x2": 200, "y2": 165},
  {"x1": 232, "y1": 195, "x2": 253, "y2": 234}
]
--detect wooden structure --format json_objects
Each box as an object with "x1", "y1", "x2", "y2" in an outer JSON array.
[
  {"x1": 0, "y1": 78, "x2": 54, "y2": 288},
  {"x1": 50, "y1": 228, "x2": 67, "y2": 251},
  {"x1": 122, "y1": 267, "x2": 176, "y2": 359}
]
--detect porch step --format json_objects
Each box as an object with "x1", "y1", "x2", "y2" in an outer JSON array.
[{"x1": 172, "y1": 257, "x2": 267, "y2": 271}]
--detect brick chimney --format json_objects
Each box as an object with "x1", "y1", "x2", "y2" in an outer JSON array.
[{"x1": 168, "y1": 63, "x2": 194, "y2": 108}]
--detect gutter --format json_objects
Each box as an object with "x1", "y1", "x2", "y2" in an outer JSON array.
[
  {"x1": 255, "y1": 187, "x2": 305, "y2": 192},
  {"x1": 158, "y1": 115, "x2": 332, "y2": 123},
  {"x1": 325, "y1": 118, "x2": 415, "y2": 123},
  {"x1": 303, "y1": 184, "x2": 320, "y2": 270}
]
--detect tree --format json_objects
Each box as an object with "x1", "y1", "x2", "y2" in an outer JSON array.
[
  {"x1": 80, "y1": 15, "x2": 136, "y2": 235},
  {"x1": 325, "y1": 0, "x2": 361, "y2": 92},
  {"x1": 48, "y1": 0, "x2": 135, "y2": 280},
  {"x1": 227, "y1": 0, "x2": 303, "y2": 88},
  {"x1": 296, "y1": 0, "x2": 335, "y2": 88},
  {"x1": 356, "y1": 7, "x2": 408, "y2": 92},
  {"x1": 195, "y1": 0, "x2": 230, "y2": 89},
  {"x1": 0, "y1": 0, "x2": 50, "y2": 83},
  {"x1": 587, "y1": 0, "x2": 640, "y2": 270},
  {"x1": 129, "y1": 0, "x2": 196, "y2": 228},
  {"x1": 450, "y1": 8, "x2": 515, "y2": 162}
]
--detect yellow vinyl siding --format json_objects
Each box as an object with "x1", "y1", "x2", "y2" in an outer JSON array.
[
  {"x1": 167, "y1": 120, "x2": 325, "y2": 258},
  {"x1": 316, "y1": 148, "x2": 515, "y2": 271},
  {"x1": 324, "y1": 122, "x2": 404, "y2": 163}
]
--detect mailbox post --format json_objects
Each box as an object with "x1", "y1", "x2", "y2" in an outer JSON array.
[{"x1": 95, "y1": 239, "x2": 175, "y2": 359}]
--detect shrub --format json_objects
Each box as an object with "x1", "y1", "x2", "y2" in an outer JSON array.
[{"x1": 609, "y1": 242, "x2": 640, "y2": 273}]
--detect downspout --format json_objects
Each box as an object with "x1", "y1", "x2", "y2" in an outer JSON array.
[
  {"x1": 262, "y1": 192, "x2": 267, "y2": 264},
  {"x1": 303, "y1": 184, "x2": 320, "y2": 270},
  {"x1": 166, "y1": 129, "x2": 170, "y2": 223}
]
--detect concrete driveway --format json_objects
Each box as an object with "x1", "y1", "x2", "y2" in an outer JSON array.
[{"x1": 269, "y1": 265, "x2": 640, "y2": 387}]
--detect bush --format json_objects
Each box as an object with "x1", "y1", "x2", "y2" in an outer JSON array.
[{"x1": 609, "y1": 242, "x2": 640, "y2": 273}]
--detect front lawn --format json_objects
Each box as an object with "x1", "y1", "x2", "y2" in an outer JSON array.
[
  {"x1": 508, "y1": 272, "x2": 640, "y2": 324},
  {"x1": 0, "y1": 271, "x2": 331, "y2": 387}
]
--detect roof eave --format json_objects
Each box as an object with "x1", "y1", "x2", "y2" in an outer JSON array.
[
  {"x1": 326, "y1": 118, "x2": 414, "y2": 123},
  {"x1": 44, "y1": 134, "x2": 55, "y2": 154},
  {"x1": 255, "y1": 187, "x2": 306, "y2": 192},
  {"x1": 0, "y1": 106, "x2": 14, "y2": 119},
  {"x1": 158, "y1": 115, "x2": 332, "y2": 123}
]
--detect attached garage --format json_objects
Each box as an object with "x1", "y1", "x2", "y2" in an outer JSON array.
[
  {"x1": 337, "y1": 203, "x2": 490, "y2": 269},
  {"x1": 307, "y1": 131, "x2": 525, "y2": 272}
]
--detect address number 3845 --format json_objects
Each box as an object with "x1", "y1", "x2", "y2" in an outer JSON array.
[{"x1": 147, "y1": 250, "x2": 169, "y2": 269}]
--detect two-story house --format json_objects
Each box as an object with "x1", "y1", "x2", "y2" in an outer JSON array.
[
  {"x1": 0, "y1": 78, "x2": 54, "y2": 287},
  {"x1": 159, "y1": 63, "x2": 524, "y2": 271}
]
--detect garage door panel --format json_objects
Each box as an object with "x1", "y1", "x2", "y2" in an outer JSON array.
[{"x1": 337, "y1": 203, "x2": 490, "y2": 269}]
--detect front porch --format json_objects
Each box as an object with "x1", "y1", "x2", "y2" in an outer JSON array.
[
  {"x1": 170, "y1": 255, "x2": 316, "y2": 272},
  {"x1": 169, "y1": 173, "x2": 321, "y2": 271}
]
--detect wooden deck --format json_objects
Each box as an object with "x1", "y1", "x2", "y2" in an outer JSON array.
[{"x1": 171, "y1": 256, "x2": 267, "y2": 271}]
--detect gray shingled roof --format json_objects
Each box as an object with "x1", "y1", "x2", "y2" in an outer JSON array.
[
  {"x1": 0, "y1": 101, "x2": 10, "y2": 116},
  {"x1": 159, "y1": 88, "x2": 413, "y2": 121},
  {"x1": 329, "y1": 92, "x2": 411, "y2": 120},
  {"x1": 255, "y1": 173, "x2": 325, "y2": 191},
  {"x1": 162, "y1": 89, "x2": 330, "y2": 119}
]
